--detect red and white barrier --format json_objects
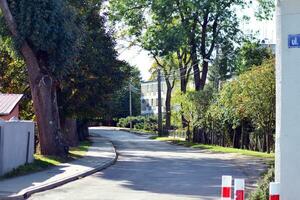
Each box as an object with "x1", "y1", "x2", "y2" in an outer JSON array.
[
  {"x1": 221, "y1": 175, "x2": 232, "y2": 200},
  {"x1": 269, "y1": 182, "x2": 280, "y2": 200},
  {"x1": 234, "y1": 179, "x2": 245, "y2": 200}
]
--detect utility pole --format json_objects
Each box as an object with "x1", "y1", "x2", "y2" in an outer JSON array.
[
  {"x1": 157, "y1": 68, "x2": 163, "y2": 136},
  {"x1": 129, "y1": 83, "x2": 132, "y2": 130}
]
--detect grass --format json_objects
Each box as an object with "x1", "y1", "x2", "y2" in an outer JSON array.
[
  {"x1": 1, "y1": 140, "x2": 92, "y2": 179},
  {"x1": 69, "y1": 140, "x2": 92, "y2": 158},
  {"x1": 153, "y1": 136, "x2": 274, "y2": 159},
  {"x1": 124, "y1": 128, "x2": 157, "y2": 135}
]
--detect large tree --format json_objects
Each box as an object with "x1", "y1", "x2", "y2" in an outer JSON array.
[
  {"x1": 109, "y1": 0, "x2": 245, "y2": 91},
  {"x1": 150, "y1": 55, "x2": 178, "y2": 130},
  {"x1": 56, "y1": 0, "x2": 134, "y2": 138},
  {"x1": 0, "y1": 0, "x2": 80, "y2": 156}
]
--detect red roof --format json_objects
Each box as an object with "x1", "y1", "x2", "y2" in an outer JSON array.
[{"x1": 0, "y1": 94, "x2": 23, "y2": 115}]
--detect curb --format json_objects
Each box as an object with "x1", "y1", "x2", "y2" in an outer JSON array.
[{"x1": 0, "y1": 139, "x2": 118, "y2": 200}]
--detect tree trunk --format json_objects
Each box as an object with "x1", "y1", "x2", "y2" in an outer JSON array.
[
  {"x1": 263, "y1": 132, "x2": 267, "y2": 152},
  {"x1": 165, "y1": 82, "x2": 172, "y2": 131},
  {"x1": 192, "y1": 127, "x2": 201, "y2": 143},
  {"x1": 179, "y1": 66, "x2": 187, "y2": 94},
  {"x1": 186, "y1": 124, "x2": 192, "y2": 142},
  {"x1": 266, "y1": 127, "x2": 271, "y2": 153},
  {"x1": 177, "y1": 51, "x2": 189, "y2": 128},
  {"x1": 240, "y1": 122, "x2": 244, "y2": 149},
  {"x1": 33, "y1": 76, "x2": 66, "y2": 155},
  {"x1": 61, "y1": 118, "x2": 78, "y2": 147},
  {"x1": 199, "y1": 61, "x2": 209, "y2": 90},
  {"x1": 222, "y1": 130, "x2": 225, "y2": 147},
  {"x1": 0, "y1": 0, "x2": 66, "y2": 156},
  {"x1": 77, "y1": 120, "x2": 89, "y2": 141},
  {"x1": 189, "y1": 16, "x2": 201, "y2": 91},
  {"x1": 232, "y1": 129, "x2": 236, "y2": 148},
  {"x1": 255, "y1": 133, "x2": 259, "y2": 151},
  {"x1": 192, "y1": 56, "x2": 201, "y2": 91}
]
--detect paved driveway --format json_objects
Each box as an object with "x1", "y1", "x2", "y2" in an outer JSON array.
[{"x1": 29, "y1": 127, "x2": 266, "y2": 200}]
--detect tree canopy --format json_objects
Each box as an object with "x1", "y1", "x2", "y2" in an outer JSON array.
[{"x1": 108, "y1": 0, "x2": 246, "y2": 91}]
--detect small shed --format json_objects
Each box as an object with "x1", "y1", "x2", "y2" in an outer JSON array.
[{"x1": 0, "y1": 94, "x2": 23, "y2": 120}]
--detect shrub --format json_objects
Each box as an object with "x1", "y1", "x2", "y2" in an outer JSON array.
[
  {"x1": 117, "y1": 115, "x2": 158, "y2": 132},
  {"x1": 249, "y1": 167, "x2": 275, "y2": 200}
]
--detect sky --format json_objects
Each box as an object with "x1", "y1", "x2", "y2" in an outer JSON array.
[{"x1": 117, "y1": 3, "x2": 276, "y2": 81}]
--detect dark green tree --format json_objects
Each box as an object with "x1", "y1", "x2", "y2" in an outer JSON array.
[
  {"x1": 0, "y1": 0, "x2": 81, "y2": 156},
  {"x1": 58, "y1": 0, "x2": 134, "y2": 133},
  {"x1": 101, "y1": 66, "x2": 141, "y2": 125},
  {"x1": 236, "y1": 40, "x2": 274, "y2": 74}
]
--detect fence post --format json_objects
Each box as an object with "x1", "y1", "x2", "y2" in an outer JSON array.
[
  {"x1": 26, "y1": 131, "x2": 31, "y2": 164},
  {"x1": 269, "y1": 182, "x2": 280, "y2": 200},
  {"x1": 221, "y1": 175, "x2": 232, "y2": 200},
  {"x1": 234, "y1": 179, "x2": 245, "y2": 200}
]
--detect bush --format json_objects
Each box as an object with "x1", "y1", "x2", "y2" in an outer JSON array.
[
  {"x1": 117, "y1": 115, "x2": 158, "y2": 132},
  {"x1": 249, "y1": 167, "x2": 275, "y2": 200}
]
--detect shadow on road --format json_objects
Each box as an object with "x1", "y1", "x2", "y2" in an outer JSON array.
[{"x1": 90, "y1": 128, "x2": 266, "y2": 198}]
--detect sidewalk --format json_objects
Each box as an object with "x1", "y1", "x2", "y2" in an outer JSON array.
[{"x1": 0, "y1": 134, "x2": 117, "y2": 200}]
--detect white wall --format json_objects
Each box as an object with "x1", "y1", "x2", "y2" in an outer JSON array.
[
  {"x1": 276, "y1": 0, "x2": 300, "y2": 199},
  {"x1": 0, "y1": 121, "x2": 34, "y2": 175}
]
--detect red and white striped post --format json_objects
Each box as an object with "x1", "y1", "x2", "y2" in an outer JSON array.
[
  {"x1": 234, "y1": 179, "x2": 245, "y2": 200},
  {"x1": 221, "y1": 175, "x2": 232, "y2": 200},
  {"x1": 269, "y1": 182, "x2": 280, "y2": 200}
]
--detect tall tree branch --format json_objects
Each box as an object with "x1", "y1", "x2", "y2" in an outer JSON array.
[{"x1": 0, "y1": 0, "x2": 40, "y2": 82}]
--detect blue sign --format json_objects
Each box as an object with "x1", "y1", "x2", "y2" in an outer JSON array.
[{"x1": 288, "y1": 34, "x2": 300, "y2": 48}]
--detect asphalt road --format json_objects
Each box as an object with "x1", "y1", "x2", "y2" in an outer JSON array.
[{"x1": 29, "y1": 127, "x2": 265, "y2": 200}]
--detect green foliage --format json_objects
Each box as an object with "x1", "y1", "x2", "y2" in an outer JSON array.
[
  {"x1": 7, "y1": 0, "x2": 81, "y2": 77},
  {"x1": 249, "y1": 167, "x2": 275, "y2": 200},
  {"x1": 236, "y1": 41, "x2": 274, "y2": 74},
  {"x1": 154, "y1": 137, "x2": 274, "y2": 159},
  {"x1": 255, "y1": 0, "x2": 275, "y2": 20},
  {"x1": 109, "y1": 0, "x2": 246, "y2": 90},
  {"x1": 57, "y1": 1, "x2": 133, "y2": 122},
  {"x1": 117, "y1": 115, "x2": 158, "y2": 132},
  {"x1": 101, "y1": 66, "x2": 142, "y2": 124},
  {"x1": 173, "y1": 84, "x2": 216, "y2": 129},
  {"x1": 208, "y1": 59, "x2": 275, "y2": 151},
  {"x1": 0, "y1": 39, "x2": 34, "y2": 119},
  {"x1": 1, "y1": 0, "x2": 139, "y2": 125},
  {"x1": 209, "y1": 41, "x2": 238, "y2": 85}
]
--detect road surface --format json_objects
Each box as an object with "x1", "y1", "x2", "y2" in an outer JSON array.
[{"x1": 29, "y1": 127, "x2": 265, "y2": 200}]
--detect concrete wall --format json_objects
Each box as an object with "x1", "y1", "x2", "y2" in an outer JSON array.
[
  {"x1": 0, "y1": 120, "x2": 34, "y2": 176},
  {"x1": 276, "y1": 0, "x2": 300, "y2": 199}
]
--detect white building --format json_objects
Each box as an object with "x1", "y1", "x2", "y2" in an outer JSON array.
[{"x1": 140, "y1": 80, "x2": 167, "y2": 115}]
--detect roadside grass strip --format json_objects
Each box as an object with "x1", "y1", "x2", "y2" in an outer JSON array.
[
  {"x1": 1, "y1": 140, "x2": 92, "y2": 179},
  {"x1": 153, "y1": 136, "x2": 274, "y2": 159},
  {"x1": 69, "y1": 140, "x2": 92, "y2": 158}
]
